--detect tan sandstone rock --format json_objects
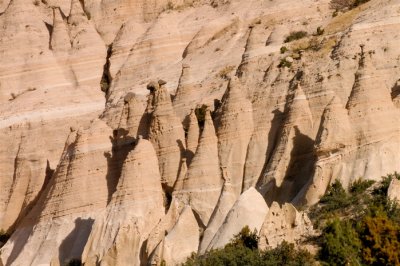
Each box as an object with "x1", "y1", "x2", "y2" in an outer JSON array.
[
  {"x1": 206, "y1": 187, "x2": 269, "y2": 251},
  {"x1": 215, "y1": 77, "x2": 254, "y2": 198},
  {"x1": 148, "y1": 81, "x2": 186, "y2": 192},
  {"x1": 258, "y1": 202, "x2": 314, "y2": 249},
  {"x1": 82, "y1": 138, "x2": 164, "y2": 266},
  {"x1": 183, "y1": 111, "x2": 223, "y2": 226},
  {"x1": 388, "y1": 178, "x2": 400, "y2": 204}
]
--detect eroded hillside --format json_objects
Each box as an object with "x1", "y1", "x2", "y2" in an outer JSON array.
[{"x1": 0, "y1": 0, "x2": 399, "y2": 265}]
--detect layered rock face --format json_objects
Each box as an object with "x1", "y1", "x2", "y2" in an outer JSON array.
[{"x1": 1, "y1": 0, "x2": 400, "y2": 265}]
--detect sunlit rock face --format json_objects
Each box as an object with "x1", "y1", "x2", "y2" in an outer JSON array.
[{"x1": 1, "y1": 0, "x2": 400, "y2": 264}]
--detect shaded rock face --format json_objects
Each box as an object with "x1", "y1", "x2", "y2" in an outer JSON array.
[{"x1": 1, "y1": 0, "x2": 400, "y2": 264}]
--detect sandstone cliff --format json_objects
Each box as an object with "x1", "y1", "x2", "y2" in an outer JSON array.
[{"x1": 1, "y1": 0, "x2": 400, "y2": 264}]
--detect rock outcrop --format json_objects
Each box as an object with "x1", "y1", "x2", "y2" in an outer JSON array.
[
  {"x1": 185, "y1": 109, "x2": 200, "y2": 165},
  {"x1": 148, "y1": 81, "x2": 186, "y2": 192},
  {"x1": 0, "y1": 120, "x2": 112, "y2": 265},
  {"x1": 82, "y1": 138, "x2": 164, "y2": 266},
  {"x1": 215, "y1": 77, "x2": 254, "y2": 198},
  {"x1": 206, "y1": 188, "x2": 268, "y2": 251},
  {"x1": 1, "y1": 0, "x2": 400, "y2": 264},
  {"x1": 258, "y1": 202, "x2": 314, "y2": 249},
  {"x1": 388, "y1": 178, "x2": 400, "y2": 204},
  {"x1": 183, "y1": 111, "x2": 223, "y2": 226},
  {"x1": 161, "y1": 206, "x2": 199, "y2": 266},
  {"x1": 258, "y1": 83, "x2": 314, "y2": 203}
]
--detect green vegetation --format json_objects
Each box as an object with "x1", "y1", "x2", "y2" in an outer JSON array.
[
  {"x1": 280, "y1": 46, "x2": 288, "y2": 54},
  {"x1": 311, "y1": 173, "x2": 400, "y2": 266},
  {"x1": 284, "y1": 31, "x2": 308, "y2": 43},
  {"x1": 183, "y1": 226, "x2": 315, "y2": 266},
  {"x1": 278, "y1": 58, "x2": 292, "y2": 68},
  {"x1": 184, "y1": 174, "x2": 400, "y2": 266}
]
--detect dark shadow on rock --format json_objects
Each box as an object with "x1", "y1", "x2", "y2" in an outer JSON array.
[
  {"x1": 58, "y1": 218, "x2": 94, "y2": 265},
  {"x1": 256, "y1": 109, "x2": 285, "y2": 187},
  {"x1": 276, "y1": 126, "x2": 316, "y2": 204},
  {"x1": 104, "y1": 128, "x2": 135, "y2": 204}
]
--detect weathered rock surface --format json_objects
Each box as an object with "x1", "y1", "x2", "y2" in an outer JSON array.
[
  {"x1": 161, "y1": 206, "x2": 199, "y2": 266},
  {"x1": 82, "y1": 138, "x2": 164, "y2": 266},
  {"x1": 1, "y1": 0, "x2": 400, "y2": 264},
  {"x1": 258, "y1": 202, "x2": 314, "y2": 249},
  {"x1": 0, "y1": 120, "x2": 112, "y2": 265},
  {"x1": 185, "y1": 109, "x2": 200, "y2": 165},
  {"x1": 148, "y1": 81, "x2": 186, "y2": 192},
  {"x1": 215, "y1": 77, "x2": 254, "y2": 198},
  {"x1": 388, "y1": 178, "x2": 400, "y2": 204},
  {"x1": 183, "y1": 111, "x2": 223, "y2": 226},
  {"x1": 207, "y1": 188, "x2": 269, "y2": 251},
  {"x1": 199, "y1": 169, "x2": 237, "y2": 254}
]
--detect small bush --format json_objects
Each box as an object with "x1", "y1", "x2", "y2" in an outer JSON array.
[
  {"x1": 183, "y1": 226, "x2": 315, "y2": 266},
  {"x1": 319, "y1": 219, "x2": 361, "y2": 265},
  {"x1": 349, "y1": 178, "x2": 375, "y2": 195},
  {"x1": 228, "y1": 226, "x2": 259, "y2": 250},
  {"x1": 278, "y1": 58, "x2": 292, "y2": 68},
  {"x1": 280, "y1": 46, "x2": 288, "y2": 54},
  {"x1": 284, "y1": 31, "x2": 308, "y2": 43},
  {"x1": 218, "y1": 65, "x2": 236, "y2": 80}
]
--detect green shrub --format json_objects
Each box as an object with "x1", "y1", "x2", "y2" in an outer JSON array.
[
  {"x1": 183, "y1": 227, "x2": 315, "y2": 266},
  {"x1": 278, "y1": 58, "x2": 292, "y2": 68},
  {"x1": 319, "y1": 219, "x2": 361, "y2": 265},
  {"x1": 284, "y1": 31, "x2": 308, "y2": 43},
  {"x1": 349, "y1": 178, "x2": 375, "y2": 195},
  {"x1": 262, "y1": 241, "x2": 316, "y2": 266},
  {"x1": 280, "y1": 46, "x2": 288, "y2": 54},
  {"x1": 228, "y1": 226, "x2": 259, "y2": 250}
]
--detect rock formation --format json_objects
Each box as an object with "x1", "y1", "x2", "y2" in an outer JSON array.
[
  {"x1": 1, "y1": 0, "x2": 400, "y2": 264},
  {"x1": 199, "y1": 168, "x2": 237, "y2": 254},
  {"x1": 82, "y1": 138, "x2": 164, "y2": 266},
  {"x1": 0, "y1": 120, "x2": 112, "y2": 265},
  {"x1": 185, "y1": 109, "x2": 200, "y2": 165},
  {"x1": 388, "y1": 179, "x2": 400, "y2": 204},
  {"x1": 160, "y1": 206, "x2": 199, "y2": 266},
  {"x1": 215, "y1": 77, "x2": 254, "y2": 198},
  {"x1": 206, "y1": 188, "x2": 269, "y2": 251},
  {"x1": 148, "y1": 81, "x2": 186, "y2": 192},
  {"x1": 258, "y1": 202, "x2": 314, "y2": 249},
  {"x1": 258, "y1": 83, "x2": 314, "y2": 203},
  {"x1": 183, "y1": 110, "x2": 223, "y2": 226}
]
